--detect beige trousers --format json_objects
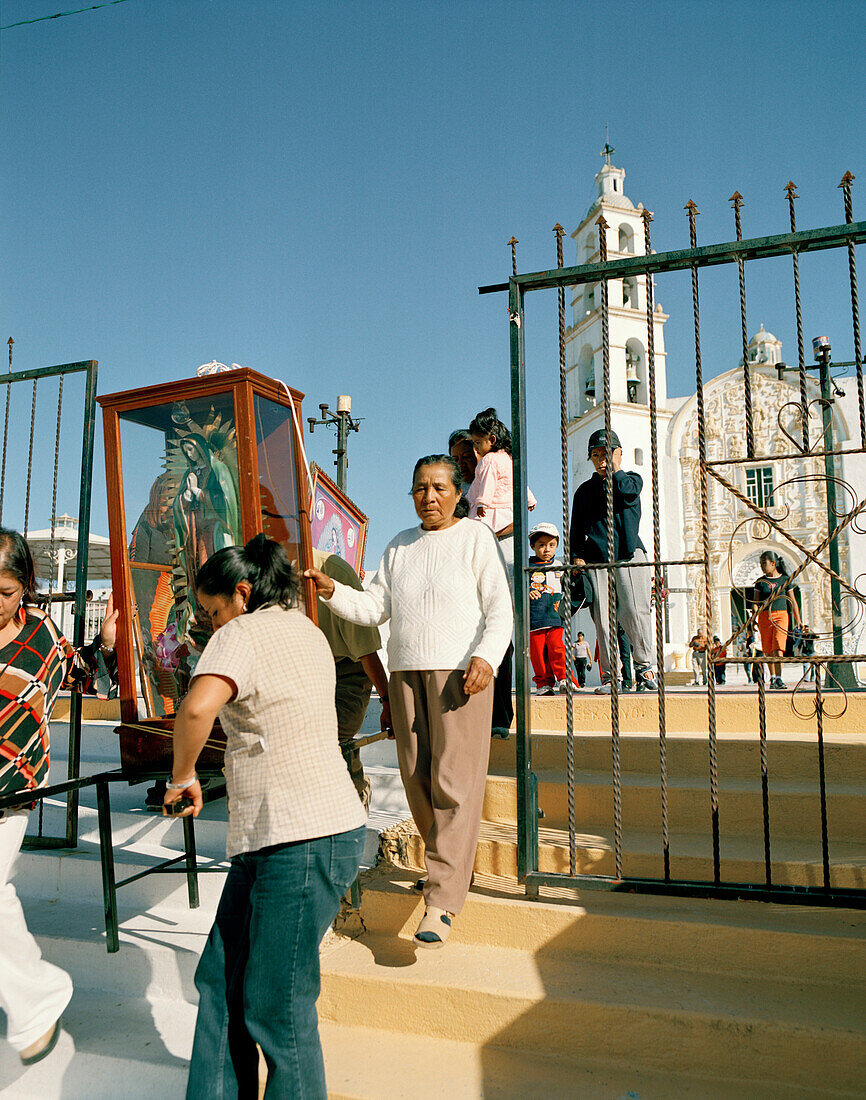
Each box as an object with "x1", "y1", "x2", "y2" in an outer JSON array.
[{"x1": 389, "y1": 669, "x2": 493, "y2": 915}]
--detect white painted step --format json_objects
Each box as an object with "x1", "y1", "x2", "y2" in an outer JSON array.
[{"x1": 0, "y1": 988, "x2": 192, "y2": 1099}]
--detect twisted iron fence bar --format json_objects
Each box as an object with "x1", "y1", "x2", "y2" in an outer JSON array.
[
  {"x1": 23, "y1": 378, "x2": 38, "y2": 537},
  {"x1": 642, "y1": 208, "x2": 670, "y2": 882},
  {"x1": 0, "y1": 360, "x2": 97, "y2": 849},
  {"x1": 786, "y1": 182, "x2": 810, "y2": 451},
  {"x1": 709, "y1": 470, "x2": 866, "y2": 658},
  {"x1": 731, "y1": 193, "x2": 756, "y2": 459},
  {"x1": 0, "y1": 380, "x2": 10, "y2": 524},
  {"x1": 555, "y1": 223, "x2": 577, "y2": 875},
  {"x1": 597, "y1": 214, "x2": 623, "y2": 879},
  {"x1": 685, "y1": 199, "x2": 721, "y2": 888},
  {"x1": 839, "y1": 174, "x2": 865, "y2": 449},
  {"x1": 484, "y1": 194, "x2": 865, "y2": 908},
  {"x1": 815, "y1": 675, "x2": 831, "y2": 890},
  {"x1": 508, "y1": 274, "x2": 538, "y2": 889},
  {"x1": 756, "y1": 674, "x2": 772, "y2": 888}
]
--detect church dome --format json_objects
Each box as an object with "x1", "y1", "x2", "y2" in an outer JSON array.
[{"x1": 746, "y1": 324, "x2": 782, "y2": 365}]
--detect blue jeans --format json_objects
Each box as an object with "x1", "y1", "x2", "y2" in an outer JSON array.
[{"x1": 186, "y1": 826, "x2": 366, "y2": 1100}]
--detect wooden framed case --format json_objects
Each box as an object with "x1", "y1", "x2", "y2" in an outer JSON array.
[{"x1": 98, "y1": 369, "x2": 315, "y2": 774}]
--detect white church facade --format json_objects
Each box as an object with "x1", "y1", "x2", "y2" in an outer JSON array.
[{"x1": 563, "y1": 158, "x2": 864, "y2": 674}]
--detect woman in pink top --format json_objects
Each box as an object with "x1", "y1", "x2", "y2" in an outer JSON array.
[{"x1": 467, "y1": 408, "x2": 536, "y2": 587}]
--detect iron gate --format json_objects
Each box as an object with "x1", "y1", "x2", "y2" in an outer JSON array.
[
  {"x1": 0, "y1": 357, "x2": 99, "y2": 848},
  {"x1": 481, "y1": 173, "x2": 866, "y2": 908}
]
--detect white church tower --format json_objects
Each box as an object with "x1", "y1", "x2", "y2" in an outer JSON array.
[{"x1": 564, "y1": 146, "x2": 674, "y2": 560}]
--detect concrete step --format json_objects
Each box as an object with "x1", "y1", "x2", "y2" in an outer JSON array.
[
  {"x1": 518, "y1": 692, "x2": 866, "y2": 736},
  {"x1": 387, "y1": 815, "x2": 866, "y2": 889},
  {"x1": 0, "y1": 987, "x2": 192, "y2": 1098},
  {"x1": 490, "y1": 726, "x2": 866, "y2": 782},
  {"x1": 318, "y1": 932, "x2": 864, "y2": 1093},
  {"x1": 318, "y1": 1020, "x2": 816, "y2": 1100},
  {"x1": 481, "y1": 770, "x2": 866, "y2": 843},
  {"x1": 355, "y1": 866, "x2": 866, "y2": 985}
]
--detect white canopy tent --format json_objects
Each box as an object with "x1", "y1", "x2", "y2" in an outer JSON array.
[{"x1": 26, "y1": 514, "x2": 112, "y2": 640}]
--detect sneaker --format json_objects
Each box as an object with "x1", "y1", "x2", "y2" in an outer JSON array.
[
  {"x1": 594, "y1": 678, "x2": 613, "y2": 695},
  {"x1": 491, "y1": 726, "x2": 511, "y2": 739},
  {"x1": 554, "y1": 679, "x2": 572, "y2": 694},
  {"x1": 537, "y1": 684, "x2": 555, "y2": 696},
  {"x1": 771, "y1": 677, "x2": 786, "y2": 690},
  {"x1": 621, "y1": 680, "x2": 634, "y2": 693},
  {"x1": 635, "y1": 667, "x2": 659, "y2": 692}
]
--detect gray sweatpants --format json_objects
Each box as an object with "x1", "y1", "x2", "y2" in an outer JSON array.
[{"x1": 589, "y1": 548, "x2": 654, "y2": 678}]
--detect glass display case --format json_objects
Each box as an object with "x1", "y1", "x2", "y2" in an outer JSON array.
[{"x1": 98, "y1": 369, "x2": 315, "y2": 773}]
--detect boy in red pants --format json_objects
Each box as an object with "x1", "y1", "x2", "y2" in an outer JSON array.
[{"x1": 528, "y1": 523, "x2": 571, "y2": 694}]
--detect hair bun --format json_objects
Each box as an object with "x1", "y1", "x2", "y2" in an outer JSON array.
[{"x1": 243, "y1": 533, "x2": 270, "y2": 566}]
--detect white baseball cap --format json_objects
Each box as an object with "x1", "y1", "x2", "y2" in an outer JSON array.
[{"x1": 528, "y1": 522, "x2": 559, "y2": 543}]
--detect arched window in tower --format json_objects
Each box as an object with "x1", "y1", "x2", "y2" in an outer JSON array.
[
  {"x1": 623, "y1": 277, "x2": 638, "y2": 309},
  {"x1": 579, "y1": 345, "x2": 595, "y2": 411},
  {"x1": 625, "y1": 339, "x2": 647, "y2": 404},
  {"x1": 618, "y1": 225, "x2": 634, "y2": 253}
]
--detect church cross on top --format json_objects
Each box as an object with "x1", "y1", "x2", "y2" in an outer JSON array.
[{"x1": 600, "y1": 125, "x2": 614, "y2": 165}]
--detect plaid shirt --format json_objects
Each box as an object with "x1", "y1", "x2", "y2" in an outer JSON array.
[
  {"x1": 0, "y1": 607, "x2": 114, "y2": 799},
  {"x1": 193, "y1": 605, "x2": 367, "y2": 858}
]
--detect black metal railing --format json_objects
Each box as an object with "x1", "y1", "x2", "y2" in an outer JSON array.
[{"x1": 481, "y1": 174, "x2": 866, "y2": 908}]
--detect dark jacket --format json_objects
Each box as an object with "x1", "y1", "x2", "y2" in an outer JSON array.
[{"x1": 569, "y1": 469, "x2": 645, "y2": 563}]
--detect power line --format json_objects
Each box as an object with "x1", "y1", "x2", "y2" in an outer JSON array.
[{"x1": 1, "y1": 0, "x2": 132, "y2": 31}]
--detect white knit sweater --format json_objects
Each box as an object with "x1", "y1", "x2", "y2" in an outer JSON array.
[{"x1": 324, "y1": 518, "x2": 513, "y2": 672}]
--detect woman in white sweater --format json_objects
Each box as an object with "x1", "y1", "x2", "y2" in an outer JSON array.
[{"x1": 305, "y1": 454, "x2": 512, "y2": 947}]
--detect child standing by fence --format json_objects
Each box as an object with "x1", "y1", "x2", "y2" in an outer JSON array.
[{"x1": 527, "y1": 523, "x2": 571, "y2": 694}]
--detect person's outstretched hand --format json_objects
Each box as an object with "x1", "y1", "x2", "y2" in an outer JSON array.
[{"x1": 303, "y1": 568, "x2": 335, "y2": 599}]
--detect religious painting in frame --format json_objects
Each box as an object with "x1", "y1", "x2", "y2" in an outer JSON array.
[{"x1": 309, "y1": 462, "x2": 368, "y2": 574}]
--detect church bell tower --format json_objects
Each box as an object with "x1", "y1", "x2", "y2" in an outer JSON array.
[{"x1": 564, "y1": 145, "x2": 671, "y2": 489}]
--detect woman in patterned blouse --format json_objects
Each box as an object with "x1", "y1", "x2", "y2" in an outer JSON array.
[{"x1": 0, "y1": 528, "x2": 118, "y2": 1067}]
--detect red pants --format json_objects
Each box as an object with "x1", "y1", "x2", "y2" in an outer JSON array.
[{"x1": 530, "y1": 627, "x2": 568, "y2": 688}]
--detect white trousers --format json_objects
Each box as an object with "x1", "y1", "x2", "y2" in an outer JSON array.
[{"x1": 0, "y1": 810, "x2": 73, "y2": 1051}]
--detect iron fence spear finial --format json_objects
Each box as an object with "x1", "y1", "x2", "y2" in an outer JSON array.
[
  {"x1": 508, "y1": 236, "x2": 518, "y2": 276},
  {"x1": 7, "y1": 338, "x2": 12, "y2": 370},
  {"x1": 684, "y1": 200, "x2": 699, "y2": 247},
  {"x1": 785, "y1": 180, "x2": 810, "y2": 450},
  {"x1": 553, "y1": 224, "x2": 565, "y2": 268},
  {"x1": 730, "y1": 192, "x2": 744, "y2": 241}
]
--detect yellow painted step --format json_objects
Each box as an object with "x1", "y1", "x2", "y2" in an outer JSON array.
[
  {"x1": 489, "y1": 727, "x2": 866, "y2": 782},
  {"x1": 480, "y1": 771, "x2": 866, "y2": 843},
  {"x1": 319, "y1": 1020, "x2": 822, "y2": 1100},
  {"x1": 521, "y1": 691, "x2": 866, "y2": 736},
  {"x1": 318, "y1": 934, "x2": 864, "y2": 1093},
  {"x1": 355, "y1": 866, "x2": 866, "y2": 985},
  {"x1": 388, "y1": 816, "x2": 866, "y2": 890}
]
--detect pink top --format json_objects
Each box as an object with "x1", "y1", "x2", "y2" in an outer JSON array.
[{"x1": 467, "y1": 450, "x2": 537, "y2": 532}]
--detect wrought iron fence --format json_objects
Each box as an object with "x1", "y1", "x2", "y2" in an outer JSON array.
[
  {"x1": 480, "y1": 173, "x2": 866, "y2": 908},
  {"x1": 0, "y1": 357, "x2": 99, "y2": 848}
]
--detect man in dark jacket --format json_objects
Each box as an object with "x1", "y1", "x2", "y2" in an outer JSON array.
[{"x1": 570, "y1": 427, "x2": 658, "y2": 693}]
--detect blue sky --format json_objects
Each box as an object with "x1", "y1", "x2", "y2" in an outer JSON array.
[{"x1": 3, "y1": 0, "x2": 865, "y2": 570}]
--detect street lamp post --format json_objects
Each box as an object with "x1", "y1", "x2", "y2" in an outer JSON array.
[
  {"x1": 307, "y1": 395, "x2": 363, "y2": 493},
  {"x1": 777, "y1": 338, "x2": 857, "y2": 689}
]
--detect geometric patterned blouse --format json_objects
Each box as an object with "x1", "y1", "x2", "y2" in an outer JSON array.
[{"x1": 0, "y1": 606, "x2": 115, "y2": 799}]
